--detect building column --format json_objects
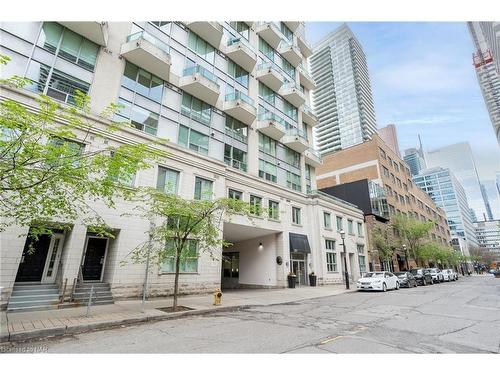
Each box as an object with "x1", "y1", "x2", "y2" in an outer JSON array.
[{"x1": 60, "y1": 224, "x2": 88, "y2": 284}]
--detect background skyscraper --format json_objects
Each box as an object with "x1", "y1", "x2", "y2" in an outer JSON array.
[
  {"x1": 404, "y1": 135, "x2": 426, "y2": 176},
  {"x1": 310, "y1": 23, "x2": 377, "y2": 154},
  {"x1": 378, "y1": 124, "x2": 401, "y2": 157}
]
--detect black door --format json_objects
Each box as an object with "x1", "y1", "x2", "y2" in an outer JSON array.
[
  {"x1": 15, "y1": 235, "x2": 51, "y2": 282},
  {"x1": 82, "y1": 237, "x2": 108, "y2": 281}
]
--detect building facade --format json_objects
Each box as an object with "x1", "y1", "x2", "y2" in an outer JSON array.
[
  {"x1": 413, "y1": 167, "x2": 477, "y2": 256},
  {"x1": 0, "y1": 21, "x2": 370, "y2": 310},
  {"x1": 378, "y1": 124, "x2": 401, "y2": 157},
  {"x1": 316, "y1": 134, "x2": 451, "y2": 272},
  {"x1": 474, "y1": 220, "x2": 500, "y2": 257},
  {"x1": 310, "y1": 23, "x2": 377, "y2": 154}
]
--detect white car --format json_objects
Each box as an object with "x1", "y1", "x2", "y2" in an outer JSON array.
[
  {"x1": 442, "y1": 269, "x2": 451, "y2": 281},
  {"x1": 356, "y1": 271, "x2": 400, "y2": 292},
  {"x1": 444, "y1": 269, "x2": 458, "y2": 281},
  {"x1": 427, "y1": 268, "x2": 444, "y2": 283}
]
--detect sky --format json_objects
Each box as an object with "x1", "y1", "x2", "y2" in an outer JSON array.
[{"x1": 305, "y1": 22, "x2": 500, "y2": 184}]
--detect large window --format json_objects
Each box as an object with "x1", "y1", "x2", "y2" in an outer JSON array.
[
  {"x1": 116, "y1": 98, "x2": 158, "y2": 135},
  {"x1": 285, "y1": 147, "x2": 300, "y2": 168},
  {"x1": 358, "y1": 255, "x2": 366, "y2": 273},
  {"x1": 161, "y1": 239, "x2": 198, "y2": 273},
  {"x1": 224, "y1": 144, "x2": 247, "y2": 171},
  {"x1": 280, "y1": 22, "x2": 293, "y2": 42},
  {"x1": 37, "y1": 22, "x2": 100, "y2": 71},
  {"x1": 258, "y1": 133, "x2": 277, "y2": 157},
  {"x1": 286, "y1": 171, "x2": 301, "y2": 192},
  {"x1": 187, "y1": 32, "x2": 215, "y2": 63},
  {"x1": 156, "y1": 166, "x2": 179, "y2": 195},
  {"x1": 258, "y1": 159, "x2": 277, "y2": 183},
  {"x1": 194, "y1": 177, "x2": 213, "y2": 200},
  {"x1": 122, "y1": 62, "x2": 163, "y2": 102},
  {"x1": 229, "y1": 22, "x2": 250, "y2": 40},
  {"x1": 259, "y1": 83, "x2": 275, "y2": 105},
  {"x1": 250, "y1": 195, "x2": 262, "y2": 216},
  {"x1": 259, "y1": 38, "x2": 274, "y2": 60},
  {"x1": 181, "y1": 93, "x2": 212, "y2": 125},
  {"x1": 326, "y1": 240, "x2": 337, "y2": 272},
  {"x1": 228, "y1": 189, "x2": 243, "y2": 200},
  {"x1": 268, "y1": 200, "x2": 280, "y2": 220},
  {"x1": 357, "y1": 222, "x2": 363, "y2": 236},
  {"x1": 228, "y1": 60, "x2": 249, "y2": 88},
  {"x1": 225, "y1": 116, "x2": 248, "y2": 143},
  {"x1": 336, "y1": 216, "x2": 343, "y2": 231},
  {"x1": 348, "y1": 219, "x2": 354, "y2": 235},
  {"x1": 283, "y1": 101, "x2": 298, "y2": 122},
  {"x1": 324, "y1": 212, "x2": 332, "y2": 229},
  {"x1": 292, "y1": 206, "x2": 301, "y2": 225},
  {"x1": 178, "y1": 126, "x2": 209, "y2": 155}
]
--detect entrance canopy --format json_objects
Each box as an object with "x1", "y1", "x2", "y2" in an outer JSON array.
[
  {"x1": 289, "y1": 233, "x2": 311, "y2": 253},
  {"x1": 223, "y1": 222, "x2": 280, "y2": 242}
]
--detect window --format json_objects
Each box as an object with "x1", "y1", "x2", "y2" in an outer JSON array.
[
  {"x1": 229, "y1": 22, "x2": 250, "y2": 40},
  {"x1": 259, "y1": 83, "x2": 275, "y2": 105},
  {"x1": 37, "y1": 22, "x2": 99, "y2": 70},
  {"x1": 379, "y1": 147, "x2": 386, "y2": 159},
  {"x1": 336, "y1": 216, "x2": 343, "y2": 231},
  {"x1": 280, "y1": 22, "x2": 293, "y2": 41},
  {"x1": 161, "y1": 239, "x2": 198, "y2": 273},
  {"x1": 108, "y1": 150, "x2": 135, "y2": 187},
  {"x1": 283, "y1": 101, "x2": 298, "y2": 121},
  {"x1": 225, "y1": 145, "x2": 247, "y2": 171},
  {"x1": 292, "y1": 207, "x2": 301, "y2": 225},
  {"x1": 357, "y1": 222, "x2": 363, "y2": 236},
  {"x1": 285, "y1": 147, "x2": 300, "y2": 168},
  {"x1": 348, "y1": 219, "x2": 354, "y2": 235},
  {"x1": 390, "y1": 173, "x2": 396, "y2": 183},
  {"x1": 403, "y1": 183, "x2": 408, "y2": 192},
  {"x1": 228, "y1": 189, "x2": 242, "y2": 200},
  {"x1": 156, "y1": 167, "x2": 179, "y2": 194},
  {"x1": 228, "y1": 60, "x2": 249, "y2": 88},
  {"x1": 259, "y1": 38, "x2": 274, "y2": 60},
  {"x1": 358, "y1": 255, "x2": 366, "y2": 273},
  {"x1": 47, "y1": 137, "x2": 84, "y2": 169},
  {"x1": 178, "y1": 126, "x2": 209, "y2": 155},
  {"x1": 115, "y1": 98, "x2": 158, "y2": 135},
  {"x1": 357, "y1": 244, "x2": 365, "y2": 254},
  {"x1": 225, "y1": 116, "x2": 248, "y2": 143},
  {"x1": 258, "y1": 159, "x2": 277, "y2": 182},
  {"x1": 187, "y1": 32, "x2": 215, "y2": 63},
  {"x1": 382, "y1": 166, "x2": 390, "y2": 178},
  {"x1": 268, "y1": 200, "x2": 280, "y2": 220},
  {"x1": 194, "y1": 177, "x2": 213, "y2": 200},
  {"x1": 287, "y1": 171, "x2": 301, "y2": 192},
  {"x1": 151, "y1": 21, "x2": 172, "y2": 32},
  {"x1": 394, "y1": 162, "x2": 400, "y2": 172},
  {"x1": 122, "y1": 62, "x2": 163, "y2": 102},
  {"x1": 258, "y1": 133, "x2": 277, "y2": 157},
  {"x1": 396, "y1": 178, "x2": 402, "y2": 188},
  {"x1": 181, "y1": 93, "x2": 212, "y2": 125},
  {"x1": 326, "y1": 240, "x2": 336, "y2": 272},
  {"x1": 323, "y1": 212, "x2": 332, "y2": 229},
  {"x1": 249, "y1": 195, "x2": 262, "y2": 216}
]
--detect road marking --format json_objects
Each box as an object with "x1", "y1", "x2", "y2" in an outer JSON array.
[{"x1": 320, "y1": 336, "x2": 343, "y2": 345}]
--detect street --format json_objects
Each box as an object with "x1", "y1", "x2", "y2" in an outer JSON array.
[{"x1": 5, "y1": 276, "x2": 500, "y2": 353}]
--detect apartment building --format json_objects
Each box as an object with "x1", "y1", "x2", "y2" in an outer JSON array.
[
  {"x1": 0, "y1": 21, "x2": 368, "y2": 310},
  {"x1": 316, "y1": 134, "x2": 451, "y2": 272},
  {"x1": 474, "y1": 220, "x2": 500, "y2": 257}
]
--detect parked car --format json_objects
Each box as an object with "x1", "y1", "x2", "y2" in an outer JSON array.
[
  {"x1": 427, "y1": 268, "x2": 444, "y2": 283},
  {"x1": 410, "y1": 268, "x2": 434, "y2": 286},
  {"x1": 442, "y1": 269, "x2": 451, "y2": 281},
  {"x1": 394, "y1": 272, "x2": 418, "y2": 288},
  {"x1": 356, "y1": 271, "x2": 400, "y2": 292},
  {"x1": 443, "y1": 269, "x2": 458, "y2": 281}
]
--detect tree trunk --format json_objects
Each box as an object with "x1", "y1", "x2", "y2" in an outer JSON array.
[{"x1": 173, "y1": 246, "x2": 182, "y2": 311}]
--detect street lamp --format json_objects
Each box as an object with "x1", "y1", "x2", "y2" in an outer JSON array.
[
  {"x1": 403, "y1": 244, "x2": 409, "y2": 271},
  {"x1": 340, "y1": 229, "x2": 349, "y2": 289}
]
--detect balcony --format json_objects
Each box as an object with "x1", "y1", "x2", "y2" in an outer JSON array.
[
  {"x1": 282, "y1": 128, "x2": 309, "y2": 153},
  {"x1": 255, "y1": 22, "x2": 283, "y2": 49},
  {"x1": 256, "y1": 112, "x2": 286, "y2": 141},
  {"x1": 225, "y1": 37, "x2": 257, "y2": 72},
  {"x1": 301, "y1": 104, "x2": 319, "y2": 127},
  {"x1": 284, "y1": 22, "x2": 301, "y2": 32},
  {"x1": 223, "y1": 91, "x2": 256, "y2": 126},
  {"x1": 179, "y1": 65, "x2": 220, "y2": 106},
  {"x1": 298, "y1": 64, "x2": 316, "y2": 90},
  {"x1": 279, "y1": 82, "x2": 305, "y2": 107},
  {"x1": 255, "y1": 63, "x2": 285, "y2": 92},
  {"x1": 59, "y1": 22, "x2": 108, "y2": 46},
  {"x1": 184, "y1": 22, "x2": 223, "y2": 48},
  {"x1": 224, "y1": 156, "x2": 247, "y2": 172},
  {"x1": 278, "y1": 42, "x2": 302, "y2": 67},
  {"x1": 304, "y1": 148, "x2": 322, "y2": 167},
  {"x1": 120, "y1": 31, "x2": 171, "y2": 81},
  {"x1": 297, "y1": 34, "x2": 313, "y2": 59}
]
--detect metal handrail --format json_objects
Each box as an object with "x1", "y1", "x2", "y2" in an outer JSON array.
[
  {"x1": 78, "y1": 265, "x2": 84, "y2": 285},
  {"x1": 70, "y1": 278, "x2": 77, "y2": 302},
  {"x1": 60, "y1": 278, "x2": 68, "y2": 304}
]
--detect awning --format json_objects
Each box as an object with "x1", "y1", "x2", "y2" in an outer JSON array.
[{"x1": 289, "y1": 233, "x2": 311, "y2": 253}]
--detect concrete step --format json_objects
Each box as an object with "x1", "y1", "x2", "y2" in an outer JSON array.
[
  {"x1": 8, "y1": 298, "x2": 59, "y2": 309},
  {"x1": 7, "y1": 304, "x2": 60, "y2": 313},
  {"x1": 13, "y1": 284, "x2": 59, "y2": 291},
  {"x1": 9, "y1": 294, "x2": 60, "y2": 302},
  {"x1": 11, "y1": 288, "x2": 59, "y2": 296},
  {"x1": 73, "y1": 297, "x2": 114, "y2": 305}
]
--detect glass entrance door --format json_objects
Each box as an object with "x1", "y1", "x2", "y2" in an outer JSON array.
[{"x1": 292, "y1": 260, "x2": 306, "y2": 285}]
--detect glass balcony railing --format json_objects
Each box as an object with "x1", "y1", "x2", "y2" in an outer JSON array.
[
  {"x1": 298, "y1": 64, "x2": 314, "y2": 81},
  {"x1": 258, "y1": 111, "x2": 286, "y2": 126},
  {"x1": 285, "y1": 127, "x2": 308, "y2": 140},
  {"x1": 183, "y1": 65, "x2": 219, "y2": 85},
  {"x1": 126, "y1": 31, "x2": 170, "y2": 54},
  {"x1": 282, "y1": 82, "x2": 304, "y2": 93},
  {"x1": 225, "y1": 91, "x2": 255, "y2": 107},
  {"x1": 306, "y1": 148, "x2": 321, "y2": 159},
  {"x1": 302, "y1": 104, "x2": 316, "y2": 117},
  {"x1": 225, "y1": 127, "x2": 248, "y2": 143},
  {"x1": 224, "y1": 156, "x2": 247, "y2": 172},
  {"x1": 257, "y1": 62, "x2": 275, "y2": 71}
]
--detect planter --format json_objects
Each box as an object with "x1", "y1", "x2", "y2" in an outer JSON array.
[
  {"x1": 309, "y1": 274, "x2": 317, "y2": 286},
  {"x1": 287, "y1": 275, "x2": 297, "y2": 288}
]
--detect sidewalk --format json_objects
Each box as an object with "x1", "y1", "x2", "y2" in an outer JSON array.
[{"x1": 0, "y1": 284, "x2": 351, "y2": 343}]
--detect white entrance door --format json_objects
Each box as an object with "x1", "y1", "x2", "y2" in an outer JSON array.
[{"x1": 41, "y1": 234, "x2": 64, "y2": 284}]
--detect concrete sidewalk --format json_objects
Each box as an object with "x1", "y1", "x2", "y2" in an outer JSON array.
[{"x1": 0, "y1": 284, "x2": 351, "y2": 343}]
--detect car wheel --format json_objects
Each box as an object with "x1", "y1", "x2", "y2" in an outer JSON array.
[
  {"x1": 395, "y1": 282, "x2": 400, "y2": 290},
  {"x1": 423, "y1": 279, "x2": 427, "y2": 286},
  {"x1": 431, "y1": 279, "x2": 434, "y2": 285},
  {"x1": 382, "y1": 283, "x2": 387, "y2": 292}
]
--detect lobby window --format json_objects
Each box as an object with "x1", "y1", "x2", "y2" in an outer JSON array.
[
  {"x1": 225, "y1": 115, "x2": 248, "y2": 143},
  {"x1": 258, "y1": 159, "x2": 277, "y2": 183},
  {"x1": 258, "y1": 132, "x2": 277, "y2": 157},
  {"x1": 259, "y1": 82, "x2": 275, "y2": 105},
  {"x1": 286, "y1": 171, "x2": 301, "y2": 192},
  {"x1": 37, "y1": 22, "x2": 100, "y2": 71},
  {"x1": 194, "y1": 177, "x2": 213, "y2": 200},
  {"x1": 187, "y1": 32, "x2": 215, "y2": 64},
  {"x1": 122, "y1": 62, "x2": 164, "y2": 102},
  {"x1": 224, "y1": 144, "x2": 247, "y2": 172},
  {"x1": 249, "y1": 195, "x2": 262, "y2": 216},
  {"x1": 348, "y1": 219, "x2": 354, "y2": 235},
  {"x1": 268, "y1": 200, "x2": 280, "y2": 220},
  {"x1": 323, "y1": 212, "x2": 332, "y2": 229},
  {"x1": 228, "y1": 60, "x2": 249, "y2": 88},
  {"x1": 181, "y1": 93, "x2": 212, "y2": 125},
  {"x1": 178, "y1": 126, "x2": 209, "y2": 155},
  {"x1": 161, "y1": 239, "x2": 198, "y2": 273},
  {"x1": 292, "y1": 207, "x2": 301, "y2": 225},
  {"x1": 336, "y1": 216, "x2": 343, "y2": 231},
  {"x1": 116, "y1": 98, "x2": 158, "y2": 135},
  {"x1": 285, "y1": 147, "x2": 300, "y2": 168},
  {"x1": 229, "y1": 22, "x2": 250, "y2": 40},
  {"x1": 228, "y1": 189, "x2": 243, "y2": 200},
  {"x1": 357, "y1": 222, "x2": 363, "y2": 236},
  {"x1": 156, "y1": 166, "x2": 179, "y2": 195}
]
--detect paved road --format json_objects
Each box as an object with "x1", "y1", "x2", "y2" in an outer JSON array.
[{"x1": 6, "y1": 276, "x2": 500, "y2": 353}]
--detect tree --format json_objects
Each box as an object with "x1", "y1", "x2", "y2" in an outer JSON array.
[
  {"x1": 0, "y1": 54, "x2": 162, "y2": 238},
  {"x1": 370, "y1": 222, "x2": 399, "y2": 269},
  {"x1": 469, "y1": 245, "x2": 496, "y2": 268},
  {"x1": 392, "y1": 214, "x2": 435, "y2": 267},
  {"x1": 127, "y1": 188, "x2": 255, "y2": 311}
]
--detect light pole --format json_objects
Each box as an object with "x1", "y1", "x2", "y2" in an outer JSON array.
[
  {"x1": 340, "y1": 229, "x2": 349, "y2": 289},
  {"x1": 403, "y1": 244, "x2": 409, "y2": 271}
]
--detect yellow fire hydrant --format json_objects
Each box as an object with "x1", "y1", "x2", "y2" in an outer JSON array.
[{"x1": 213, "y1": 288, "x2": 222, "y2": 306}]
